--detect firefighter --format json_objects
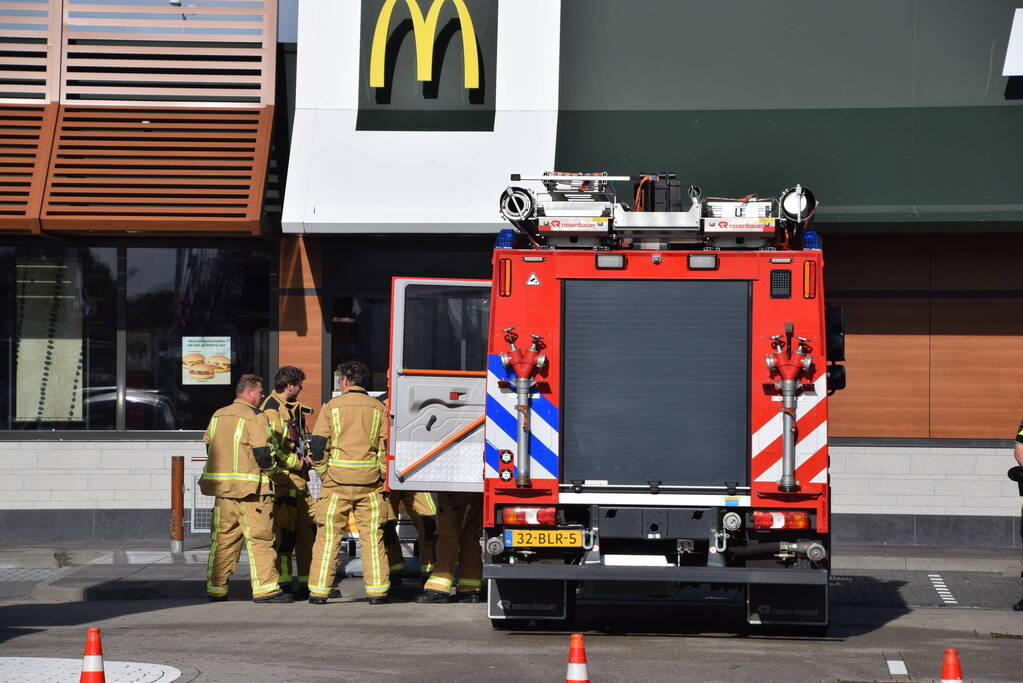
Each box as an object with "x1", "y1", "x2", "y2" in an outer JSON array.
[
  {"x1": 384, "y1": 491, "x2": 437, "y2": 585},
  {"x1": 307, "y1": 361, "x2": 391, "y2": 605},
  {"x1": 261, "y1": 365, "x2": 316, "y2": 600},
  {"x1": 201, "y1": 374, "x2": 292, "y2": 603},
  {"x1": 414, "y1": 492, "x2": 483, "y2": 603},
  {"x1": 1013, "y1": 421, "x2": 1023, "y2": 611}
]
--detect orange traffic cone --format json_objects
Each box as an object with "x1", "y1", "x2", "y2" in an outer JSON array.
[
  {"x1": 80, "y1": 627, "x2": 105, "y2": 682},
  {"x1": 940, "y1": 648, "x2": 963, "y2": 683},
  {"x1": 566, "y1": 633, "x2": 589, "y2": 683}
]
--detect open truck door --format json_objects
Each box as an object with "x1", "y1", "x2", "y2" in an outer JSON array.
[{"x1": 388, "y1": 278, "x2": 491, "y2": 492}]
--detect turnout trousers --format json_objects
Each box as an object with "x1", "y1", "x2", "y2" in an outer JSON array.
[
  {"x1": 206, "y1": 494, "x2": 282, "y2": 599},
  {"x1": 385, "y1": 491, "x2": 437, "y2": 579},
  {"x1": 273, "y1": 489, "x2": 315, "y2": 589},
  {"x1": 308, "y1": 484, "x2": 389, "y2": 598},
  {"x1": 423, "y1": 493, "x2": 483, "y2": 595}
]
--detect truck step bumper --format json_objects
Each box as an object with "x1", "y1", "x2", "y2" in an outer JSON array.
[{"x1": 483, "y1": 563, "x2": 828, "y2": 586}]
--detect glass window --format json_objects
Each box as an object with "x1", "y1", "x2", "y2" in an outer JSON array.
[
  {"x1": 401, "y1": 284, "x2": 489, "y2": 371},
  {"x1": 126, "y1": 247, "x2": 272, "y2": 430},
  {"x1": 0, "y1": 246, "x2": 117, "y2": 430},
  {"x1": 0, "y1": 241, "x2": 272, "y2": 432},
  {"x1": 331, "y1": 296, "x2": 389, "y2": 393}
]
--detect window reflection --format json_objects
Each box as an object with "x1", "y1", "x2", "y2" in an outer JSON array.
[
  {"x1": 126, "y1": 247, "x2": 271, "y2": 430},
  {"x1": 0, "y1": 246, "x2": 116, "y2": 430},
  {"x1": 402, "y1": 285, "x2": 489, "y2": 371},
  {"x1": 331, "y1": 296, "x2": 389, "y2": 393},
  {"x1": 0, "y1": 243, "x2": 272, "y2": 432}
]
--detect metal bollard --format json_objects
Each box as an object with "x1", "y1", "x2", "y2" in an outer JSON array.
[{"x1": 171, "y1": 456, "x2": 184, "y2": 553}]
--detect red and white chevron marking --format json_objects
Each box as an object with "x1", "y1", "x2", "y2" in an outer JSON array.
[{"x1": 751, "y1": 373, "x2": 829, "y2": 485}]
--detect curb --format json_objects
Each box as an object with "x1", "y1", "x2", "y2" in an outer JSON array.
[
  {"x1": 31, "y1": 579, "x2": 205, "y2": 603},
  {"x1": 0, "y1": 549, "x2": 106, "y2": 569},
  {"x1": 832, "y1": 555, "x2": 1020, "y2": 576}
]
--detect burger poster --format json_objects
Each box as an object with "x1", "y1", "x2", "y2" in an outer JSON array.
[{"x1": 181, "y1": 337, "x2": 232, "y2": 385}]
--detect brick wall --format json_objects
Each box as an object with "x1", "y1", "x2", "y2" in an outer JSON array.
[
  {"x1": 4, "y1": 440, "x2": 206, "y2": 511},
  {"x1": 830, "y1": 445, "x2": 1020, "y2": 518},
  {"x1": 0, "y1": 440, "x2": 1019, "y2": 546}
]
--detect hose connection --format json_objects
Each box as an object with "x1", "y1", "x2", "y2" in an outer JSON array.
[
  {"x1": 500, "y1": 328, "x2": 547, "y2": 488},
  {"x1": 765, "y1": 322, "x2": 815, "y2": 492}
]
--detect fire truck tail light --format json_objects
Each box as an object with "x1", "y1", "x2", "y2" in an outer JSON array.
[
  {"x1": 803, "y1": 261, "x2": 817, "y2": 299},
  {"x1": 498, "y1": 258, "x2": 512, "y2": 297},
  {"x1": 753, "y1": 510, "x2": 810, "y2": 530},
  {"x1": 502, "y1": 506, "x2": 556, "y2": 525}
]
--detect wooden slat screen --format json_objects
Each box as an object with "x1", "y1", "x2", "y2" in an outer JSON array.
[
  {"x1": 0, "y1": 0, "x2": 60, "y2": 231},
  {"x1": 60, "y1": 0, "x2": 275, "y2": 106},
  {"x1": 40, "y1": 105, "x2": 272, "y2": 232},
  {"x1": 0, "y1": 102, "x2": 57, "y2": 232},
  {"x1": 0, "y1": 0, "x2": 278, "y2": 233},
  {"x1": 0, "y1": 0, "x2": 62, "y2": 102}
]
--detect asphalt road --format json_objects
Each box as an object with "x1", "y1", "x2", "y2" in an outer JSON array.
[{"x1": 1, "y1": 572, "x2": 1020, "y2": 682}]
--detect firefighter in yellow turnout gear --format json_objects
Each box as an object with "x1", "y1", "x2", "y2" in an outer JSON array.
[
  {"x1": 415, "y1": 492, "x2": 483, "y2": 603},
  {"x1": 261, "y1": 366, "x2": 316, "y2": 600},
  {"x1": 384, "y1": 491, "x2": 437, "y2": 584},
  {"x1": 307, "y1": 361, "x2": 391, "y2": 605},
  {"x1": 201, "y1": 374, "x2": 292, "y2": 603}
]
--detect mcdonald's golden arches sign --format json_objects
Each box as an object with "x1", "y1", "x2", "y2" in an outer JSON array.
[{"x1": 357, "y1": 0, "x2": 498, "y2": 131}]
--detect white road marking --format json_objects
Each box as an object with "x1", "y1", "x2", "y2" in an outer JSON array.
[
  {"x1": 886, "y1": 659, "x2": 909, "y2": 676},
  {"x1": 928, "y1": 573, "x2": 959, "y2": 605}
]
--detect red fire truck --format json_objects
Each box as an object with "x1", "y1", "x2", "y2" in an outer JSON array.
[{"x1": 387, "y1": 173, "x2": 844, "y2": 629}]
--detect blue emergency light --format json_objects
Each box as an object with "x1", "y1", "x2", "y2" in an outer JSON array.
[{"x1": 494, "y1": 229, "x2": 517, "y2": 249}]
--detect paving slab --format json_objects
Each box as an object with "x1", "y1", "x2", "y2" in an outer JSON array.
[
  {"x1": 832, "y1": 544, "x2": 1021, "y2": 576},
  {"x1": 0, "y1": 657, "x2": 181, "y2": 682}
]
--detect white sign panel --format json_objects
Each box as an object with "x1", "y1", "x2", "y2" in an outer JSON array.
[
  {"x1": 182, "y1": 337, "x2": 232, "y2": 385},
  {"x1": 282, "y1": 0, "x2": 561, "y2": 234},
  {"x1": 1003, "y1": 8, "x2": 1023, "y2": 76}
]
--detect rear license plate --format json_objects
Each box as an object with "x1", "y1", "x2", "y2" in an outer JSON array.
[{"x1": 504, "y1": 529, "x2": 583, "y2": 548}]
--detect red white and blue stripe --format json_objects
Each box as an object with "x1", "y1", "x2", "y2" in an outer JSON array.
[{"x1": 485, "y1": 354, "x2": 559, "y2": 481}]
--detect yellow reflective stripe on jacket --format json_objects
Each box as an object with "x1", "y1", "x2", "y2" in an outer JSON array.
[
  {"x1": 200, "y1": 472, "x2": 263, "y2": 482},
  {"x1": 327, "y1": 407, "x2": 344, "y2": 465},
  {"x1": 331, "y1": 407, "x2": 342, "y2": 441},
  {"x1": 275, "y1": 452, "x2": 299, "y2": 473},
  {"x1": 368, "y1": 409, "x2": 381, "y2": 447},
  {"x1": 232, "y1": 418, "x2": 245, "y2": 473},
  {"x1": 369, "y1": 409, "x2": 384, "y2": 473},
  {"x1": 208, "y1": 416, "x2": 219, "y2": 440},
  {"x1": 327, "y1": 458, "x2": 379, "y2": 468}
]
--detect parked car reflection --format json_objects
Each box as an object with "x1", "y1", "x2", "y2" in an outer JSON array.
[{"x1": 84, "y1": 387, "x2": 178, "y2": 430}]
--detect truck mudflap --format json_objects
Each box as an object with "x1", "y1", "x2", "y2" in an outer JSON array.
[
  {"x1": 488, "y1": 579, "x2": 569, "y2": 622},
  {"x1": 748, "y1": 584, "x2": 829, "y2": 626},
  {"x1": 483, "y1": 563, "x2": 828, "y2": 586}
]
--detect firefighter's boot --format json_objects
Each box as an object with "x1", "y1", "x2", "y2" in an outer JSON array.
[{"x1": 414, "y1": 589, "x2": 452, "y2": 604}]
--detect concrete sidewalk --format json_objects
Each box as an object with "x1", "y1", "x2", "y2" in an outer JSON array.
[{"x1": 1, "y1": 541, "x2": 1019, "y2": 603}]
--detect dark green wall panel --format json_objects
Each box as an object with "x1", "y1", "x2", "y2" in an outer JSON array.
[{"x1": 556, "y1": 1, "x2": 1023, "y2": 226}]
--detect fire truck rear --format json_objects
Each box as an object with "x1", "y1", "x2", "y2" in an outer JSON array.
[{"x1": 387, "y1": 173, "x2": 845, "y2": 629}]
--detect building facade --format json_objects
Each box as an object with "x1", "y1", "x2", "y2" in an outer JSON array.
[{"x1": 2, "y1": 0, "x2": 1022, "y2": 547}]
